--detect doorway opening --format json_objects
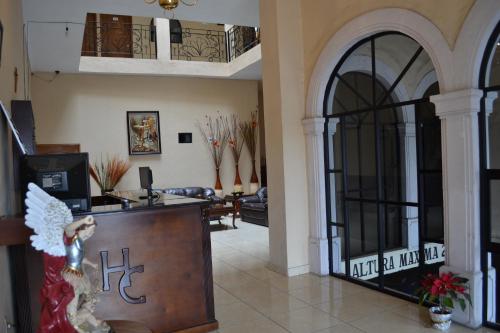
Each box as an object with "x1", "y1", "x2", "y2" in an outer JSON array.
[
  {"x1": 324, "y1": 32, "x2": 444, "y2": 299},
  {"x1": 480, "y1": 21, "x2": 500, "y2": 329}
]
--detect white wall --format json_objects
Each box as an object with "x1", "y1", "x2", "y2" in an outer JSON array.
[
  {"x1": 0, "y1": 0, "x2": 27, "y2": 331},
  {"x1": 31, "y1": 74, "x2": 259, "y2": 196}
]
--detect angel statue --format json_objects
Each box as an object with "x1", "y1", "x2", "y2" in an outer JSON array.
[{"x1": 24, "y1": 183, "x2": 111, "y2": 333}]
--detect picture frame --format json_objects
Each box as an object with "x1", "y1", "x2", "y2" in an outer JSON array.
[
  {"x1": 127, "y1": 111, "x2": 162, "y2": 155},
  {"x1": 0, "y1": 20, "x2": 3, "y2": 67}
]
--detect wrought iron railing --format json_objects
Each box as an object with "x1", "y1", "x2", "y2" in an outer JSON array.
[
  {"x1": 170, "y1": 28, "x2": 227, "y2": 62},
  {"x1": 81, "y1": 20, "x2": 260, "y2": 63},
  {"x1": 170, "y1": 25, "x2": 260, "y2": 63},
  {"x1": 82, "y1": 22, "x2": 157, "y2": 59},
  {"x1": 227, "y1": 26, "x2": 260, "y2": 62}
]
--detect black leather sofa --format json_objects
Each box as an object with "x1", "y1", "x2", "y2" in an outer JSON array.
[
  {"x1": 162, "y1": 187, "x2": 225, "y2": 222},
  {"x1": 162, "y1": 187, "x2": 224, "y2": 204},
  {"x1": 238, "y1": 187, "x2": 268, "y2": 227}
]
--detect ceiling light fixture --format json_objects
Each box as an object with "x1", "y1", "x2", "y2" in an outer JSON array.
[{"x1": 144, "y1": 0, "x2": 198, "y2": 11}]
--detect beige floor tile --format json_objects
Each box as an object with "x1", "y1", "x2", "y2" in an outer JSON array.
[
  {"x1": 316, "y1": 322, "x2": 366, "y2": 333},
  {"x1": 390, "y1": 302, "x2": 431, "y2": 323},
  {"x1": 289, "y1": 280, "x2": 366, "y2": 305},
  {"x1": 314, "y1": 294, "x2": 387, "y2": 322},
  {"x1": 269, "y1": 273, "x2": 325, "y2": 292},
  {"x1": 217, "y1": 318, "x2": 289, "y2": 333},
  {"x1": 225, "y1": 255, "x2": 267, "y2": 271},
  {"x1": 270, "y1": 306, "x2": 341, "y2": 333},
  {"x1": 349, "y1": 310, "x2": 436, "y2": 333},
  {"x1": 242, "y1": 290, "x2": 311, "y2": 316},
  {"x1": 244, "y1": 266, "x2": 288, "y2": 282},
  {"x1": 214, "y1": 285, "x2": 240, "y2": 307},
  {"x1": 214, "y1": 270, "x2": 260, "y2": 290},
  {"x1": 215, "y1": 301, "x2": 268, "y2": 328}
]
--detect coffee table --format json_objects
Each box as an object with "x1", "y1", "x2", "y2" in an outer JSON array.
[
  {"x1": 224, "y1": 193, "x2": 253, "y2": 219},
  {"x1": 207, "y1": 204, "x2": 237, "y2": 229}
]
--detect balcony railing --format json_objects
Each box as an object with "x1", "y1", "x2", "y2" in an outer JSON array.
[
  {"x1": 170, "y1": 25, "x2": 260, "y2": 63},
  {"x1": 170, "y1": 28, "x2": 227, "y2": 62},
  {"x1": 81, "y1": 20, "x2": 260, "y2": 63},
  {"x1": 82, "y1": 22, "x2": 157, "y2": 59},
  {"x1": 227, "y1": 26, "x2": 260, "y2": 62}
]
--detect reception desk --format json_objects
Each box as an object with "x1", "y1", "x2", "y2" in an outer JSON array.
[{"x1": 4, "y1": 193, "x2": 218, "y2": 333}]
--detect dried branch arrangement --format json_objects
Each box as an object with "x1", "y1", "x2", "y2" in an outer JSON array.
[
  {"x1": 228, "y1": 114, "x2": 244, "y2": 164},
  {"x1": 240, "y1": 110, "x2": 259, "y2": 184},
  {"x1": 89, "y1": 156, "x2": 131, "y2": 191},
  {"x1": 240, "y1": 110, "x2": 258, "y2": 163},
  {"x1": 197, "y1": 112, "x2": 230, "y2": 171}
]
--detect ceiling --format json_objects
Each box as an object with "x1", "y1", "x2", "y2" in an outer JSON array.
[
  {"x1": 22, "y1": 0, "x2": 261, "y2": 77},
  {"x1": 22, "y1": 0, "x2": 260, "y2": 27}
]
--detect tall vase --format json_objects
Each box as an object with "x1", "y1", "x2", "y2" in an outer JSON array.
[
  {"x1": 214, "y1": 168, "x2": 223, "y2": 197},
  {"x1": 234, "y1": 163, "x2": 243, "y2": 193},
  {"x1": 249, "y1": 159, "x2": 259, "y2": 193}
]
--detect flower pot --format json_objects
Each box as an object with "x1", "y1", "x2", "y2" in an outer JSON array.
[
  {"x1": 101, "y1": 188, "x2": 114, "y2": 195},
  {"x1": 429, "y1": 307, "x2": 452, "y2": 331}
]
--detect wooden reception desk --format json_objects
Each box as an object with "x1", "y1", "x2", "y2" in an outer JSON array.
[{"x1": 3, "y1": 193, "x2": 218, "y2": 333}]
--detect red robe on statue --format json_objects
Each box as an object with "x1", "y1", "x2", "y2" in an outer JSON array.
[{"x1": 38, "y1": 253, "x2": 77, "y2": 333}]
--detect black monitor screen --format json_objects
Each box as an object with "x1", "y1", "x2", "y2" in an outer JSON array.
[
  {"x1": 22, "y1": 153, "x2": 91, "y2": 212},
  {"x1": 139, "y1": 167, "x2": 153, "y2": 190}
]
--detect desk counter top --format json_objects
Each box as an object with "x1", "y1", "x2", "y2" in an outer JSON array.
[{"x1": 79, "y1": 191, "x2": 209, "y2": 216}]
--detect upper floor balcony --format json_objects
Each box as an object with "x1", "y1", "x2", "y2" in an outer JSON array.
[{"x1": 77, "y1": 14, "x2": 261, "y2": 79}]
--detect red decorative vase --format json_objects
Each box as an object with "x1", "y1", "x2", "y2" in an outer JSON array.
[
  {"x1": 250, "y1": 161, "x2": 259, "y2": 183},
  {"x1": 234, "y1": 163, "x2": 243, "y2": 192},
  {"x1": 215, "y1": 168, "x2": 223, "y2": 196}
]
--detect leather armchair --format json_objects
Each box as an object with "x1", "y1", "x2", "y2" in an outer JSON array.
[{"x1": 238, "y1": 187, "x2": 268, "y2": 227}]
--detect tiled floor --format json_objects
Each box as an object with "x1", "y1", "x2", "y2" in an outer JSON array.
[{"x1": 209, "y1": 219, "x2": 494, "y2": 333}]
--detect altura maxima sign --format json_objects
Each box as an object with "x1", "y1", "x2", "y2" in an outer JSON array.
[{"x1": 340, "y1": 243, "x2": 445, "y2": 280}]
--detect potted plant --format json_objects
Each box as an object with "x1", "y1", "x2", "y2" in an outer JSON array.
[
  {"x1": 417, "y1": 272, "x2": 472, "y2": 331},
  {"x1": 198, "y1": 113, "x2": 230, "y2": 197},
  {"x1": 240, "y1": 110, "x2": 259, "y2": 193},
  {"x1": 228, "y1": 114, "x2": 244, "y2": 192},
  {"x1": 89, "y1": 155, "x2": 131, "y2": 195}
]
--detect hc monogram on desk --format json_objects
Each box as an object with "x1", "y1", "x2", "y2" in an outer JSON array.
[{"x1": 100, "y1": 248, "x2": 146, "y2": 304}]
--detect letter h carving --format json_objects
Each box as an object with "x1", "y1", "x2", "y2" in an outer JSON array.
[{"x1": 100, "y1": 248, "x2": 146, "y2": 304}]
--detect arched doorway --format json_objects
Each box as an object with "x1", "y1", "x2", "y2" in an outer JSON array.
[
  {"x1": 480, "y1": 21, "x2": 500, "y2": 329},
  {"x1": 324, "y1": 32, "x2": 444, "y2": 298}
]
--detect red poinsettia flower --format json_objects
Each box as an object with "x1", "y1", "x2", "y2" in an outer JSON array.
[{"x1": 417, "y1": 271, "x2": 471, "y2": 312}]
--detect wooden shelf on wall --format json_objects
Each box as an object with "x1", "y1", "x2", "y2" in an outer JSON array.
[{"x1": 0, "y1": 216, "x2": 30, "y2": 246}]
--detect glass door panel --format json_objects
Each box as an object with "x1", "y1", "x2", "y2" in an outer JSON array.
[{"x1": 490, "y1": 180, "x2": 500, "y2": 244}]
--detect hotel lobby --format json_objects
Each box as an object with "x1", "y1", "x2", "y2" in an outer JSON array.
[{"x1": 0, "y1": 0, "x2": 500, "y2": 332}]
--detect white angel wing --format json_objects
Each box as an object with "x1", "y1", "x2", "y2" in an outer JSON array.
[{"x1": 24, "y1": 182, "x2": 74, "y2": 257}]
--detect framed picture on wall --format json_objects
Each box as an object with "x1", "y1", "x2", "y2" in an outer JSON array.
[
  {"x1": 127, "y1": 111, "x2": 162, "y2": 155},
  {"x1": 0, "y1": 20, "x2": 3, "y2": 67}
]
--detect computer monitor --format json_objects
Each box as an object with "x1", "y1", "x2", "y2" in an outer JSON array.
[
  {"x1": 139, "y1": 167, "x2": 153, "y2": 190},
  {"x1": 22, "y1": 153, "x2": 91, "y2": 212},
  {"x1": 139, "y1": 167, "x2": 154, "y2": 200}
]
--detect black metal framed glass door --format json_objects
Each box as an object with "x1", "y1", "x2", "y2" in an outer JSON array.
[
  {"x1": 480, "y1": 21, "x2": 500, "y2": 329},
  {"x1": 324, "y1": 32, "x2": 445, "y2": 299}
]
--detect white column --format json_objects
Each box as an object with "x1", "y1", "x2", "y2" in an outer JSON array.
[
  {"x1": 155, "y1": 18, "x2": 171, "y2": 61},
  {"x1": 430, "y1": 89, "x2": 482, "y2": 328},
  {"x1": 302, "y1": 117, "x2": 328, "y2": 275},
  {"x1": 261, "y1": 0, "x2": 309, "y2": 276}
]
